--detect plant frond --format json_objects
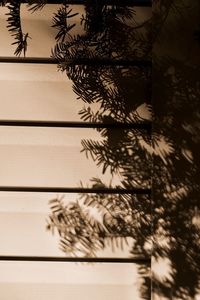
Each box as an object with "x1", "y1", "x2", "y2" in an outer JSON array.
[
  {"x1": 52, "y1": 4, "x2": 78, "y2": 42},
  {"x1": 6, "y1": 0, "x2": 30, "y2": 56},
  {"x1": 27, "y1": 0, "x2": 47, "y2": 12}
]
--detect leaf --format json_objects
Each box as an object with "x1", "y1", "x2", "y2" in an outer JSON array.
[
  {"x1": 6, "y1": 1, "x2": 29, "y2": 56},
  {"x1": 27, "y1": 0, "x2": 47, "y2": 12}
]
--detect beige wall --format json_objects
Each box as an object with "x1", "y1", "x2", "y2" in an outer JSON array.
[
  {"x1": 0, "y1": 4, "x2": 84, "y2": 57},
  {"x1": 0, "y1": 5, "x2": 152, "y2": 299},
  {"x1": 0, "y1": 4, "x2": 151, "y2": 58}
]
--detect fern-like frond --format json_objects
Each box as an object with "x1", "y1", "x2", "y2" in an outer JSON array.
[
  {"x1": 27, "y1": 0, "x2": 47, "y2": 12},
  {"x1": 6, "y1": 0, "x2": 30, "y2": 56},
  {"x1": 52, "y1": 4, "x2": 78, "y2": 42},
  {"x1": 79, "y1": 106, "x2": 104, "y2": 123}
]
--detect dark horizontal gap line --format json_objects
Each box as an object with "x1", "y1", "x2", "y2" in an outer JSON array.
[
  {"x1": 0, "y1": 120, "x2": 152, "y2": 131},
  {"x1": 0, "y1": 255, "x2": 151, "y2": 264},
  {"x1": 0, "y1": 57, "x2": 152, "y2": 67},
  {"x1": 19, "y1": 0, "x2": 152, "y2": 7},
  {"x1": 0, "y1": 186, "x2": 151, "y2": 194}
]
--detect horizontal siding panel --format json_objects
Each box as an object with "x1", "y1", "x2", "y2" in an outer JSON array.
[
  {"x1": 0, "y1": 4, "x2": 82, "y2": 58},
  {"x1": 0, "y1": 284, "x2": 142, "y2": 300},
  {"x1": 0, "y1": 127, "x2": 151, "y2": 188},
  {"x1": 0, "y1": 64, "x2": 151, "y2": 123},
  {"x1": 0, "y1": 262, "x2": 151, "y2": 300},
  {"x1": 0, "y1": 4, "x2": 151, "y2": 59},
  {"x1": 0, "y1": 192, "x2": 151, "y2": 258}
]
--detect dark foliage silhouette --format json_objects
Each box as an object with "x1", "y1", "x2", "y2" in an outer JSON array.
[
  {"x1": 47, "y1": 191, "x2": 151, "y2": 257},
  {"x1": 152, "y1": 0, "x2": 200, "y2": 299},
  {"x1": 49, "y1": 3, "x2": 152, "y2": 299},
  {"x1": 49, "y1": 1, "x2": 200, "y2": 298},
  {"x1": 6, "y1": 0, "x2": 31, "y2": 56}
]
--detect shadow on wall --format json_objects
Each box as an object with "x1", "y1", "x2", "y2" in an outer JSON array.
[
  {"x1": 47, "y1": 2, "x2": 200, "y2": 299},
  {"x1": 1, "y1": 1, "x2": 199, "y2": 299},
  {"x1": 152, "y1": 0, "x2": 200, "y2": 299},
  {"x1": 46, "y1": 1, "x2": 200, "y2": 299},
  {"x1": 46, "y1": 4, "x2": 152, "y2": 299}
]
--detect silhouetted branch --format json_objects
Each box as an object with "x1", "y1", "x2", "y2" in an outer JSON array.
[{"x1": 6, "y1": 0, "x2": 30, "y2": 56}]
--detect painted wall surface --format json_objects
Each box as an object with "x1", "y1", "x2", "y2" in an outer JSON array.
[
  {"x1": 0, "y1": 4, "x2": 152, "y2": 300},
  {"x1": 0, "y1": 3, "x2": 196, "y2": 300}
]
